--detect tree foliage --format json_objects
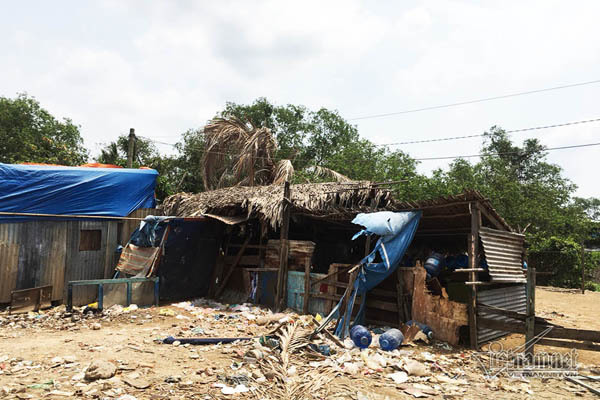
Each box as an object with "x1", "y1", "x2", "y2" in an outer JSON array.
[{"x1": 0, "y1": 93, "x2": 88, "y2": 165}]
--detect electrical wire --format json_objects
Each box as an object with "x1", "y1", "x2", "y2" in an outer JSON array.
[{"x1": 348, "y1": 78, "x2": 600, "y2": 121}]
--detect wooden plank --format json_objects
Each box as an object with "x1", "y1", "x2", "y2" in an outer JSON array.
[
  {"x1": 275, "y1": 181, "x2": 291, "y2": 311},
  {"x1": 215, "y1": 235, "x2": 251, "y2": 298},
  {"x1": 224, "y1": 255, "x2": 261, "y2": 266},
  {"x1": 479, "y1": 317, "x2": 600, "y2": 342},
  {"x1": 310, "y1": 264, "x2": 353, "y2": 287},
  {"x1": 479, "y1": 205, "x2": 507, "y2": 231},
  {"x1": 478, "y1": 304, "x2": 550, "y2": 324},
  {"x1": 537, "y1": 338, "x2": 600, "y2": 352},
  {"x1": 10, "y1": 285, "x2": 53, "y2": 314},
  {"x1": 244, "y1": 268, "x2": 279, "y2": 272},
  {"x1": 303, "y1": 259, "x2": 311, "y2": 314}
]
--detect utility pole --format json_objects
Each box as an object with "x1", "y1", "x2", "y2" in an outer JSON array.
[{"x1": 127, "y1": 128, "x2": 135, "y2": 168}]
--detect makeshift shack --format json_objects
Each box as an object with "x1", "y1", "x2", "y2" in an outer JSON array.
[
  {"x1": 162, "y1": 183, "x2": 528, "y2": 348},
  {"x1": 0, "y1": 163, "x2": 158, "y2": 307}
]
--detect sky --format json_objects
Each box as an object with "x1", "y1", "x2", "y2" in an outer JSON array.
[{"x1": 1, "y1": 1, "x2": 599, "y2": 197}]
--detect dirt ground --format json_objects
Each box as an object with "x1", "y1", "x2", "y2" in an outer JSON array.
[
  {"x1": 498, "y1": 286, "x2": 600, "y2": 365},
  {"x1": 0, "y1": 288, "x2": 599, "y2": 399}
]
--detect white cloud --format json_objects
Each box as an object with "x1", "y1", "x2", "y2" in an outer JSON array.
[{"x1": 0, "y1": 0, "x2": 599, "y2": 197}]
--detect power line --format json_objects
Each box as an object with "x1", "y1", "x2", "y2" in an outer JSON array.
[
  {"x1": 377, "y1": 117, "x2": 600, "y2": 146},
  {"x1": 414, "y1": 141, "x2": 600, "y2": 161},
  {"x1": 141, "y1": 116, "x2": 600, "y2": 150},
  {"x1": 140, "y1": 132, "x2": 600, "y2": 164},
  {"x1": 348, "y1": 78, "x2": 600, "y2": 121}
]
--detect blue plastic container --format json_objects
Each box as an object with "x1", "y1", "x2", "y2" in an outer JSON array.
[
  {"x1": 424, "y1": 252, "x2": 445, "y2": 278},
  {"x1": 379, "y1": 328, "x2": 404, "y2": 351},
  {"x1": 406, "y1": 320, "x2": 434, "y2": 340},
  {"x1": 350, "y1": 325, "x2": 372, "y2": 349}
]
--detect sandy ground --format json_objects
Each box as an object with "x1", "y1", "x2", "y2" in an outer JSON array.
[
  {"x1": 0, "y1": 288, "x2": 599, "y2": 399},
  {"x1": 498, "y1": 286, "x2": 600, "y2": 365}
]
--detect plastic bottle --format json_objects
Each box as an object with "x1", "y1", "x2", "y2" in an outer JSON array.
[
  {"x1": 406, "y1": 320, "x2": 434, "y2": 340},
  {"x1": 350, "y1": 325, "x2": 372, "y2": 349},
  {"x1": 424, "y1": 252, "x2": 445, "y2": 278},
  {"x1": 379, "y1": 328, "x2": 404, "y2": 351}
]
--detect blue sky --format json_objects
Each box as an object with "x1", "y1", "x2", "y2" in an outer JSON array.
[{"x1": 1, "y1": 1, "x2": 599, "y2": 197}]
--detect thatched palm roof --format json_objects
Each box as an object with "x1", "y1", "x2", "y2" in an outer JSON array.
[
  {"x1": 161, "y1": 184, "x2": 514, "y2": 232},
  {"x1": 161, "y1": 182, "x2": 395, "y2": 228}
]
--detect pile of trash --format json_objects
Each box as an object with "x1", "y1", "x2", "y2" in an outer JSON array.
[
  {"x1": 0, "y1": 303, "x2": 152, "y2": 334},
  {"x1": 0, "y1": 298, "x2": 559, "y2": 399}
]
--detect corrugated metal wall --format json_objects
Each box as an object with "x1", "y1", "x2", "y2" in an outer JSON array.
[
  {"x1": 479, "y1": 227, "x2": 526, "y2": 283},
  {"x1": 477, "y1": 284, "x2": 526, "y2": 345},
  {"x1": 0, "y1": 219, "x2": 119, "y2": 306}
]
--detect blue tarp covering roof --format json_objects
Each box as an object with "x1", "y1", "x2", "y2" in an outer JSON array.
[{"x1": 0, "y1": 163, "x2": 157, "y2": 221}]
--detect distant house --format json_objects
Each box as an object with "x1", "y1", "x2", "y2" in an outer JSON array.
[{"x1": 0, "y1": 163, "x2": 157, "y2": 306}]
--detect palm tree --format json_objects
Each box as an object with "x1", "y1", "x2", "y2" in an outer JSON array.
[{"x1": 202, "y1": 117, "x2": 351, "y2": 190}]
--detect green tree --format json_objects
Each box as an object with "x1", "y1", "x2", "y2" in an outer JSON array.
[{"x1": 0, "y1": 93, "x2": 88, "y2": 165}]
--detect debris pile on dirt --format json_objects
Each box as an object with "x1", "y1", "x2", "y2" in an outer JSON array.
[{"x1": 1, "y1": 297, "x2": 595, "y2": 399}]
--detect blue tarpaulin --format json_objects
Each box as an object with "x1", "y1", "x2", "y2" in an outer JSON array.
[
  {"x1": 0, "y1": 163, "x2": 157, "y2": 221},
  {"x1": 320, "y1": 211, "x2": 421, "y2": 338}
]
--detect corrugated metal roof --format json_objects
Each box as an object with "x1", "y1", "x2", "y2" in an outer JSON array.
[
  {"x1": 477, "y1": 284, "x2": 527, "y2": 345},
  {"x1": 480, "y1": 227, "x2": 526, "y2": 283}
]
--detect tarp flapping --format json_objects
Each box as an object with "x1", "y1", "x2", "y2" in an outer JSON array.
[
  {"x1": 322, "y1": 211, "x2": 421, "y2": 338},
  {"x1": 0, "y1": 163, "x2": 157, "y2": 221}
]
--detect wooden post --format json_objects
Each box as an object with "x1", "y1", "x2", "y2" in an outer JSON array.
[
  {"x1": 303, "y1": 258, "x2": 311, "y2": 314},
  {"x1": 581, "y1": 243, "x2": 586, "y2": 294},
  {"x1": 525, "y1": 265, "x2": 536, "y2": 358},
  {"x1": 396, "y1": 268, "x2": 405, "y2": 326},
  {"x1": 468, "y1": 202, "x2": 481, "y2": 350},
  {"x1": 336, "y1": 268, "x2": 358, "y2": 337},
  {"x1": 127, "y1": 128, "x2": 135, "y2": 168},
  {"x1": 275, "y1": 181, "x2": 291, "y2": 311}
]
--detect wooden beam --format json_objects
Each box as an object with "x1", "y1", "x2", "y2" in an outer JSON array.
[
  {"x1": 478, "y1": 317, "x2": 600, "y2": 342},
  {"x1": 303, "y1": 259, "x2": 311, "y2": 314},
  {"x1": 275, "y1": 181, "x2": 291, "y2": 312},
  {"x1": 537, "y1": 338, "x2": 600, "y2": 352},
  {"x1": 477, "y1": 304, "x2": 551, "y2": 324},
  {"x1": 468, "y1": 202, "x2": 481, "y2": 350},
  {"x1": 421, "y1": 212, "x2": 471, "y2": 219},
  {"x1": 215, "y1": 235, "x2": 251, "y2": 298},
  {"x1": 478, "y1": 205, "x2": 506, "y2": 231}
]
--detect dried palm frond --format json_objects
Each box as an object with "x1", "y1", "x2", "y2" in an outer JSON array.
[
  {"x1": 272, "y1": 159, "x2": 295, "y2": 184},
  {"x1": 313, "y1": 166, "x2": 354, "y2": 183},
  {"x1": 254, "y1": 323, "x2": 337, "y2": 400},
  {"x1": 202, "y1": 117, "x2": 254, "y2": 189}
]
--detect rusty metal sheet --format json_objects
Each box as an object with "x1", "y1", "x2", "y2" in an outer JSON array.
[
  {"x1": 479, "y1": 227, "x2": 526, "y2": 283},
  {"x1": 0, "y1": 243, "x2": 20, "y2": 303},
  {"x1": 477, "y1": 284, "x2": 527, "y2": 345}
]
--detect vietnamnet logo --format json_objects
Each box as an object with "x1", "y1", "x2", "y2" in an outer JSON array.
[{"x1": 472, "y1": 327, "x2": 579, "y2": 378}]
